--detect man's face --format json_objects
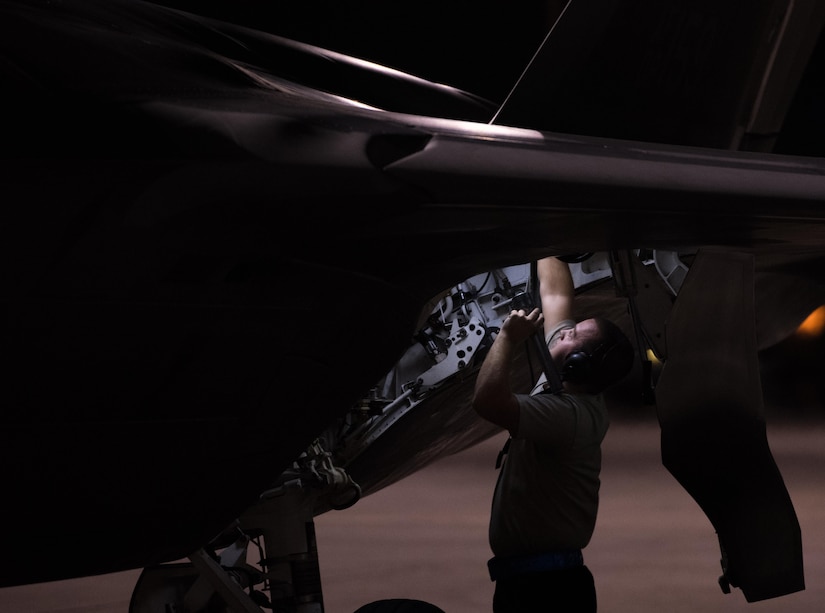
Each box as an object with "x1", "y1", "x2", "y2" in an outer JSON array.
[{"x1": 550, "y1": 318, "x2": 599, "y2": 361}]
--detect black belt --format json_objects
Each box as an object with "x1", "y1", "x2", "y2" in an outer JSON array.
[{"x1": 487, "y1": 550, "x2": 584, "y2": 581}]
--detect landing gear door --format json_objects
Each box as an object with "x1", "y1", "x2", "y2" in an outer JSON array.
[{"x1": 655, "y1": 250, "x2": 804, "y2": 602}]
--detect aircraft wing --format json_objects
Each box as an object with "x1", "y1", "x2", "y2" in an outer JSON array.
[{"x1": 2, "y1": 0, "x2": 825, "y2": 605}]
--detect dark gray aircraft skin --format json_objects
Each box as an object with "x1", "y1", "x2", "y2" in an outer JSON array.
[{"x1": 3, "y1": 0, "x2": 825, "y2": 607}]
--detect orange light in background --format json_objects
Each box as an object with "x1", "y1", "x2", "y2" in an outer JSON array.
[{"x1": 797, "y1": 305, "x2": 825, "y2": 338}]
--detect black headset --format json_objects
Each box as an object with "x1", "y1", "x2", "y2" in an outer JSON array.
[
  {"x1": 562, "y1": 346, "x2": 600, "y2": 384},
  {"x1": 562, "y1": 338, "x2": 631, "y2": 387}
]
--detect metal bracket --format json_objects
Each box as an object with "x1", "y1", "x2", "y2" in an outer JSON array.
[
  {"x1": 609, "y1": 250, "x2": 677, "y2": 403},
  {"x1": 187, "y1": 548, "x2": 265, "y2": 613}
]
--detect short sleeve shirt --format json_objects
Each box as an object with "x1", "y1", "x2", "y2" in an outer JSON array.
[{"x1": 489, "y1": 320, "x2": 609, "y2": 557}]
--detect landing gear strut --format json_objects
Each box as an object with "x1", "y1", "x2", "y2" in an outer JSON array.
[{"x1": 129, "y1": 439, "x2": 360, "y2": 612}]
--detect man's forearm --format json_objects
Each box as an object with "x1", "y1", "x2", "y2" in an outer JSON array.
[
  {"x1": 472, "y1": 307, "x2": 542, "y2": 433},
  {"x1": 475, "y1": 333, "x2": 516, "y2": 406},
  {"x1": 472, "y1": 331, "x2": 520, "y2": 431}
]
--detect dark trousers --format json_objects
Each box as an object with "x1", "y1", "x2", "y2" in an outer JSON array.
[{"x1": 492, "y1": 565, "x2": 597, "y2": 613}]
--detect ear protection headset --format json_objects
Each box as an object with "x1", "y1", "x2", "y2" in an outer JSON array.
[
  {"x1": 562, "y1": 338, "x2": 631, "y2": 387},
  {"x1": 562, "y1": 345, "x2": 601, "y2": 384}
]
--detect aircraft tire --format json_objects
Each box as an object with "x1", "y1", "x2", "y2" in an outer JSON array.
[
  {"x1": 353, "y1": 599, "x2": 446, "y2": 613},
  {"x1": 557, "y1": 252, "x2": 594, "y2": 263}
]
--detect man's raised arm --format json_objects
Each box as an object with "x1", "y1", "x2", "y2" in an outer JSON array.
[{"x1": 538, "y1": 257, "x2": 574, "y2": 336}]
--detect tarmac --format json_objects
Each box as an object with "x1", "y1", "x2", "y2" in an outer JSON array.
[{"x1": 2, "y1": 415, "x2": 824, "y2": 612}]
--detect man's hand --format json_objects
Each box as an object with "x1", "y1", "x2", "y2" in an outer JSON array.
[{"x1": 500, "y1": 307, "x2": 544, "y2": 344}]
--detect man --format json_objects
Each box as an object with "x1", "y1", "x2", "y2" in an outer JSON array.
[{"x1": 472, "y1": 256, "x2": 634, "y2": 612}]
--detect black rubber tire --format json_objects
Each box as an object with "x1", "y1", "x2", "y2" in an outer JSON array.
[
  {"x1": 557, "y1": 252, "x2": 594, "y2": 263},
  {"x1": 353, "y1": 599, "x2": 446, "y2": 613}
]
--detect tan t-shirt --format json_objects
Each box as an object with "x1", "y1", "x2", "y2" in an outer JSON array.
[{"x1": 489, "y1": 321, "x2": 609, "y2": 557}]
